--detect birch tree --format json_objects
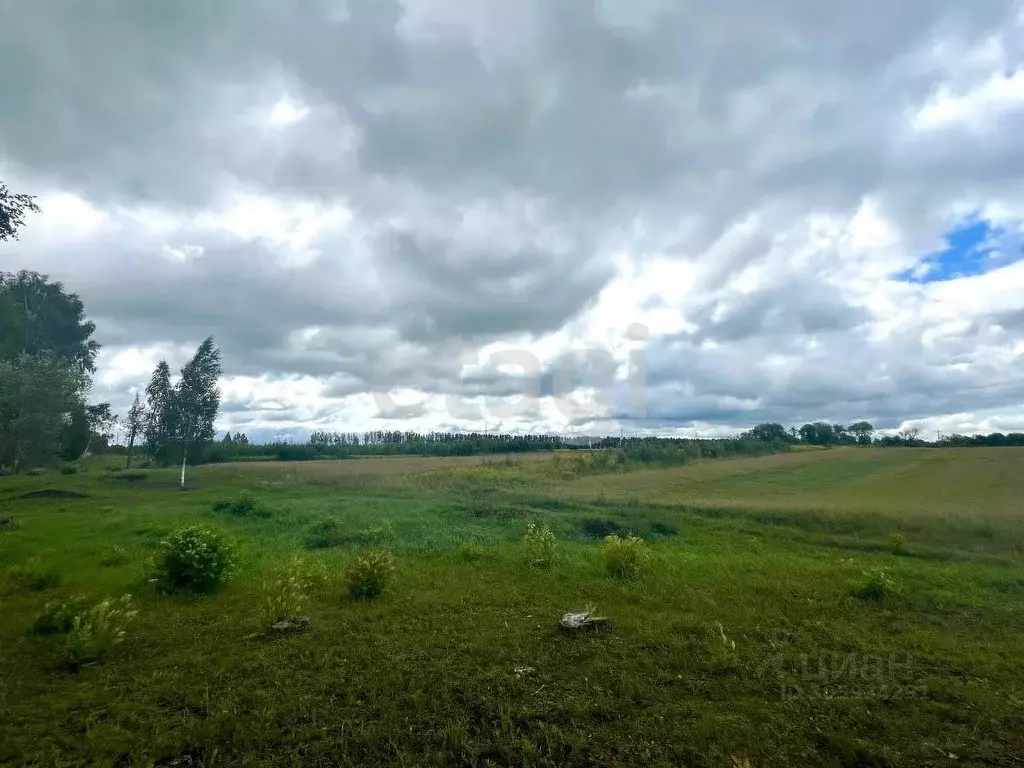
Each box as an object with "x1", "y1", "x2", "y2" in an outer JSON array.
[
  {"x1": 144, "y1": 360, "x2": 175, "y2": 464},
  {"x1": 174, "y1": 337, "x2": 222, "y2": 487},
  {"x1": 124, "y1": 392, "x2": 146, "y2": 469}
]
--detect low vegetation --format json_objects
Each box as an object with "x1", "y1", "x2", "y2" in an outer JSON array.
[
  {"x1": 1, "y1": 447, "x2": 1023, "y2": 766},
  {"x1": 344, "y1": 549, "x2": 395, "y2": 600},
  {"x1": 602, "y1": 533, "x2": 652, "y2": 579},
  {"x1": 212, "y1": 489, "x2": 270, "y2": 517},
  {"x1": 64, "y1": 594, "x2": 138, "y2": 667},
  {"x1": 153, "y1": 525, "x2": 236, "y2": 593},
  {"x1": 261, "y1": 556, "x2": 321, "y2": 624},
  {"x1": 523, "y1": 521, "x2": 558, "y2": 567},
  {"x1": 852, "y1": 567, "x2": 897, "y2": 602}
]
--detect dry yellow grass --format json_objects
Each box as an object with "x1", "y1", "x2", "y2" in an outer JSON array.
[{"x1": 563, "y1": 447, "x2": 1024, "y2": 523}]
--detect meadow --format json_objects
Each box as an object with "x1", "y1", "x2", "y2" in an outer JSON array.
[{"x1": 1, "y1": 447, "x2": 1022, "y2": 767}]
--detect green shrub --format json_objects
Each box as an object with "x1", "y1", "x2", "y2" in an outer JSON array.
[
  {"x1": 212, "y1": 490, "x2": 269, "y2": 517},
  {"x1": 99, "y1": 545, "x2": 129, "y2": 567},
  {"x1": 360, "y1": 521, "x2": 396, "y2": 544},
  {"x1": 262, "y1": 556, "x2": 322, "y2": 623},
  {"x1": 885, "y1": 532, "x2": 907, "y2": 555},
  {"x1": 459, "y1": 541, "x2": 485, "y2": 561},
  {"x1": 305, "y1": 517, "x2": 347, "y2": 549},
  {"x1": 852, "y1": 568, "x2": 896, "y2": 602},
  {"x1": 523, "y1": 522, "x2": 557, "y2": 567},
  {"x1": 8, "y1": 560, "x2": 61, "y2": 592},
  {"x1": 26, "y1": 468, "x2": 45, "y2": 476},
  {"x1": 602, "y1": 533, "x2": 652, "y2": 579},
  {"x1": 60, "y1": 463, "x2": 80, "y2": 475},
  {"x1": 154, "y1": 526, "x2": 236, "y2": 593},
  {"x1": 65, "y1": 594, "x2": 138, "y2": 666},
  {"x1": 345, "y1": 549, "x2": 395, "y2": 600},
  {"x1": 32, "y1": 596, "x2": 92, "y2": 635}
]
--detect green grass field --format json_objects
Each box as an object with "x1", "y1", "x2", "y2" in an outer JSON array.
[{"x1": 1, "y1": 448, "x2": 1023, "y2": 767}]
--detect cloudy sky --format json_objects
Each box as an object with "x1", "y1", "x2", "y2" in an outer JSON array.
[{"x1": 3, "y1": 0, "x2": 1024, "y2": 441}]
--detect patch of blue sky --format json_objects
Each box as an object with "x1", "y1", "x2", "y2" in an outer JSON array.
[{"x1": 898, "y1": 216, "x2": 1022, "y2": 284}]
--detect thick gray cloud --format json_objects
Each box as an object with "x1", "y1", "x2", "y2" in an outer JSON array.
[{"x1": 3, "y1": 0, "x2": 1024, "y2": 436}]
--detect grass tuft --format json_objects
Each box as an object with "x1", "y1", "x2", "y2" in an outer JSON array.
[
  {"x1": 852, "y1": 567, "x2": 897, "y2": 601},
  {"x1": 602, "y1": 533, "x2": 652, "y2": 579},
  {"x1": 345, "y1": 549, "x2": 395, "y2": 600}
]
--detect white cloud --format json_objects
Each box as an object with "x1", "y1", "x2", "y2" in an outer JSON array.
[{"x1": 4, "y1": 0, "x2": 1024, "y2": 437}]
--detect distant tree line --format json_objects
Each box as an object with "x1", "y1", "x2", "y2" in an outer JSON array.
[
  {"x1": 935, "y1": 432, "x2": 1024, "y2": 447},
  {"x1": 197, "y1": 419, "x2": 1024, "y2": 465},
  {"x1": 741, "y1": 421, "x2": 1024, "y2": 448},
  {"x1": 206, "y1": 431, "x2": 566, "y2": 463},
  {"x1": 201, "y1": 430, "x2": 793, "y2": 464}
]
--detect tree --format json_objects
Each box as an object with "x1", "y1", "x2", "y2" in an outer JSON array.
[
  {"x1": 124, "y1": 393, "x2": 146, "y2": 469},
  {"x1": 848, "y1": 421, "x2": 875, "y2": 445},
  {"x1": 0, "y1": 271, "x2": 100, "y2": 374},
  {"x1": 144, "y1": 360, "x2": 176, "y2": 464},
  {"x1": 1, "y1": 201, "x2": 109, "y2": 471},
  {"x1": 174, "y1": 337, "x2": 222, "y2": 487},
  {"x1": 798, "y1": 422, "x2": 836, "y2": 446},
  {"x1": 898, "y1": 426, "x2": 921, "y2": 445},
  {"x1": 61, "y1": 402, "x2": 117, "y2": 460},
  {"x1": 830, "y1": 424, "x2": 846, "y2": 444},
  {"x1": 0, "y1": 181, "x2": 41, "y2": 241},
  {"x1": 748, "y1": 423, "x2": 788, "y2": 442},
  {"x1": 0, "y1": 352, "x2": 84, "y2": 472}
]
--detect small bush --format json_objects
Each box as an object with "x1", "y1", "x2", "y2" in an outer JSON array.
[
  {"x1": 345, "y1": 549, "x2": 395, "y2": 599},
  {"x1": 8, "y1": 560, "x2": 61, "y2": 592},
  {"x1": 852, "y1": 568, "x2": 896, "y2": 602},
  {"x1": 459, "y1": 541, "x2": 485, "y2": 561},
  {"x1": 32, "y1": 596, "x2": 92, "y2": 635},
  {"x1": 212, "y1": 490, "x2": 269, "y2": 517},
  {"x1": 26, "y1": 468, "x2": 45, "y2": 476},
  {"x1": 99, "y1": 545, "x2": 129, "y2": 567},
  {"x1": 65, "y1": 594, "x2": 138, "y2": 666},
  {"x1": 523, "y1": 522, "x2": 557, "y2": 567},
  {"x1": 603, "y1": 534, "x2": 652, "y2": 579},
  {"x1": 304, "y1": 518, "x2": 347, "y2": 549},
  {"x1": 60, "y1": 463, "x2": 80, "y2": 475},
  {"x1": 885, "y1": 532, "x2": 907, "y2": 555},
  {"x1": 361, "y1": 521, "x2": 396, "y2": 544},
  {"x1": 262, "y1": 557, "x2": 321, "y2": 624},
  {"x1": 154, "y1": 526, "x2": 236, "y2": 593}
]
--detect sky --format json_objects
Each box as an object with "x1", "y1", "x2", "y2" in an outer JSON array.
[{"x1": 2, "y1": 0, "x2": 1024, "y2": 441}]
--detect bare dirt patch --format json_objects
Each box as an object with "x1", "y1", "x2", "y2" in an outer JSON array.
[{"x1": 18, "y1": 489, "x2": 90, "y2": 501}]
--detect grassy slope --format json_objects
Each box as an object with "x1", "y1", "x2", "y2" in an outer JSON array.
[{"x1": 0, "y1": 449, "x2": 1022, "y2": 767}]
